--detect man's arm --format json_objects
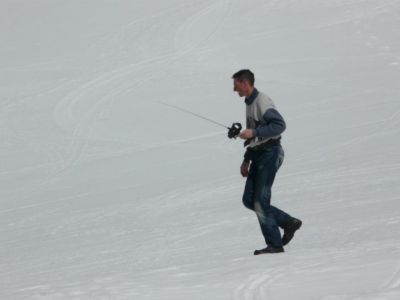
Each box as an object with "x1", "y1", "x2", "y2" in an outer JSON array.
[{"x1": 254, "y1": 108, "x2": 286, "y2": 138}]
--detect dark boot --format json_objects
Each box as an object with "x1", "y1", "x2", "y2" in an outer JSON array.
[
  {"x1": 282, "y1": 218, "x2": 302, "y2": 246},
  {"x1": 254, "y1": 246, "x2": 284, "y2": 255}
]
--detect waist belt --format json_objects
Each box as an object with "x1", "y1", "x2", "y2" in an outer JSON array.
[{"x1": 250, "y1": 137, "x2": 281, "y2": 151}]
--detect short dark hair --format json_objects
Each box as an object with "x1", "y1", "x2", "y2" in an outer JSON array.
[{"x1": 232, "y1": 69, "x2": 255, "y2": 86}]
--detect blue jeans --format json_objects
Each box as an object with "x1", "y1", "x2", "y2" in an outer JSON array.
[{"x1": 242, "y1": 145, "x2": 291, "y2": 247}]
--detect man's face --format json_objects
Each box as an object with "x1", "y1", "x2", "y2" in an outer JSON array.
[{"x1": 233, "y1": 79, "x2": 248, "y2": 97}]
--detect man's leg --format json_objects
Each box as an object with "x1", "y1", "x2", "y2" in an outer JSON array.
[
  {"x1": 252, "y1": 147, "x2": 284, "y2": 248},
  {"x1": 270, "y1": 205, "x2": 292, "y2": 228},
  {"x1": 254, "y1": 202, "x2": 282, "y2": 246},
  {"x1": 242, "y1": 161, "x2": 257, "y2": 211}
]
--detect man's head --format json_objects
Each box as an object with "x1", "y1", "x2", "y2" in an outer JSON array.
[{"x1": 232, "y1": 69, "x2": 255, "y2": 98}]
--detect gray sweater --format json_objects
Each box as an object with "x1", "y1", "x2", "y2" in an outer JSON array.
[{"x1": 243, "y1": 88, "x2": 286, "y2": 159}]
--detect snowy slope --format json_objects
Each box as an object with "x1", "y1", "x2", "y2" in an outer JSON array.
[{"x1": 1, "y1": 0, "x2": 400, "y2": 299}]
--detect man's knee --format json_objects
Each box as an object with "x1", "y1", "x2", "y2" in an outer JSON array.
[{"x1": 242, "y1": 194, "x2": 254, "y2": 210}]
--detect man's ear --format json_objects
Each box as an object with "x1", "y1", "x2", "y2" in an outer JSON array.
[{"x1": 244, "y1": 81, "x2": 252, "y2": 91}]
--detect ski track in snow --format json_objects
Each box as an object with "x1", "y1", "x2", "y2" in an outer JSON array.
[
  {"x1": 234, "y1": 269, "x2": 283, "y2": 300},
  {"x1": 1, "y1": 0, "x2": 400, "y2": 299},
  {"x1": 384, "y1": 265, "x2": 400, "y2": 290},
  {"x1": 50, "y1": 0, "x2": 234, "y2": 175}
]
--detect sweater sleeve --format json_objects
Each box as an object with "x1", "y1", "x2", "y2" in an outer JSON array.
[{"x1": 254, "y1": 108, "x2": 286, "y2": 138}]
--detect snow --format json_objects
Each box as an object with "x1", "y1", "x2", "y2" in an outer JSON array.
[{"x1": 1, "y1": 0, "x2": 400, "y2": 299}]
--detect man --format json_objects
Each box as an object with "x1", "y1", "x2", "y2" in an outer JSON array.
[{"x1": 232, "y1": 69, "x2": 302, "y2": 255}]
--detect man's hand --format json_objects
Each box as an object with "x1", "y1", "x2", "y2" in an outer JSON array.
[
  {"x1": 240, "y1": 161, "x2": 250, "y2": 177},
  {"x1": 239, "y1": 129, "x2": 254, "y2": 140}
]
